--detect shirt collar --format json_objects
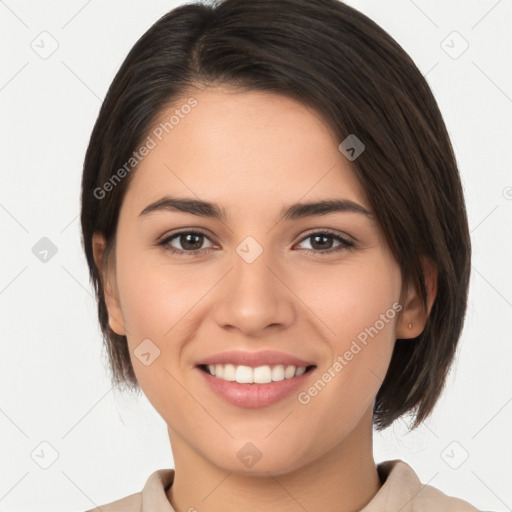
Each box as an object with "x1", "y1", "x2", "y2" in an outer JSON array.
[
  {"x1": 360, "y1": 459, "x2": 423, "y2": 511},
  {"x1": 141, "y1": 468, "x2": 175, "y2": 511}
]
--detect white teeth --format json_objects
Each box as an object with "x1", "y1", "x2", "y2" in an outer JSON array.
[
  {"x1": 271, "y1": 364, "x2": 285, "y2": 381},
  {"x1": 205, "y1": 363, "x2": 308, "y2": 383},
  {"x1": 284, "y1": 365, "x2": 296, "y2": 379},
  {"x1": 253, "y1": 365, "x2": 272, "y2": 383},
  {"x1": 235, "y1": 365, "x2": 253, "y2": 383},
  {"x1": 223, "y1": 364, "x2": 236, "y2": 381}
]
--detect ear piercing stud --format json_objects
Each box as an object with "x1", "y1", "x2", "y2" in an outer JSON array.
[{"x1": 408, "y1": 322, "x2": 413, "y2": 329}]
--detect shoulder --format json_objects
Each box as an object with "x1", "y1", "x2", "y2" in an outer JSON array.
[
  {"x1": 371, "y1": 459, "x2": 480, "y2": 512},
  {"x1": 414, "y1": 483, "x2": 481, "y2": 511},
  {"x1": 85, "y1": 468, "x2": 175, "y2": 512},
  {"x1": 86, "y1": 491, "x2": 141, "y2": 512}
]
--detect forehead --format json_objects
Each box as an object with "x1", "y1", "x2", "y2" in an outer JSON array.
[{"x1": 121, "y1": 86, "x2": 370, "y2": 221}]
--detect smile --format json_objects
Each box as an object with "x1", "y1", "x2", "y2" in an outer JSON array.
[
  {"x1": 200, "y1": 363, "x2": 314, "y2": 383},
  {"x1": 197, "y1": 363, "x2": 317, "y2": 408}
]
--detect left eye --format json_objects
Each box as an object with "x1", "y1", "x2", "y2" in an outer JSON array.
[
  {"x1": 295, "y1": 231, "x2": 354, "y2": 254},
  {"x1": 159, "y1": 230, "x2": 354, "y2": 256}
]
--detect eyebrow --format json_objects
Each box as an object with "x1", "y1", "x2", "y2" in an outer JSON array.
[{"x1": 138, "y1": 196, "x2": 373, "y2": 221}]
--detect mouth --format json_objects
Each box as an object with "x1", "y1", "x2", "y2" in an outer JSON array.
[
  {"x1": 197, "y1": 363, "x2": 317, "y2": 384},
  {"x1": 194, "y1": 349, "x2": 318, "y2": 407},
  {"x1": 196, "y1": 362, "x2": 317, "y2": 408}
]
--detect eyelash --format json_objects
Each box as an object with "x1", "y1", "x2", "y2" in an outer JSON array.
[{"x1": 158, "y1": 229, "x2": 355, "y2": 256}]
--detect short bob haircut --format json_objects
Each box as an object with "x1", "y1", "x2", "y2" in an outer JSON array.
[{"x1": 80, "y1": 0, "x2": 471, "y2": 431}]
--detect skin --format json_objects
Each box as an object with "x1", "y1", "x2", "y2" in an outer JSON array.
[{"x1": 92, "y1": 86, "x2": 437, "y2": 512}]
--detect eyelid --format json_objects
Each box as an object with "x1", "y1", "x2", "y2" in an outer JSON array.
[
  {"x1": 159, "y1": 226, "x2": 354, "y2": 242},
  {"x1": 157, "y1": 227, "x2": 216, "y2": 243},
  {"x1": 296, "y1": 227, "x2": 355, "y2": 244}
]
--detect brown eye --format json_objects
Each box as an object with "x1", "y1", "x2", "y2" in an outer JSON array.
[
  {"x1": 295, "y1": 231, "x2": 354, "y2": 255},
  {"x1": 159, "y1": 231, "x2": 215, "y2": 255}
]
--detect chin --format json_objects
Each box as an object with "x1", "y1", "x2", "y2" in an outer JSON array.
[{"x1": 207, "y1": 440, "x2": 311, "y2": 477}]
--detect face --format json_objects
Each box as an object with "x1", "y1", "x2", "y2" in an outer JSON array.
[{"x1": 94, "y1": 86, "x2": 417, "y2": 476}]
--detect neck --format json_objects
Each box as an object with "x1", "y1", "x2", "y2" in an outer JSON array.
[{"x1": 166, "y1": 409, "x2": 382, "y2": 512}]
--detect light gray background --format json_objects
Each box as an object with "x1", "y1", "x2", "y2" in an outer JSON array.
[{"x1": 1, "y1": 0, "x2": 511, "y2": 510}]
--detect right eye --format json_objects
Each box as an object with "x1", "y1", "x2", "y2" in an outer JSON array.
[{"x1": 159, "y1": 230, "x2": 216, "y2": 255}]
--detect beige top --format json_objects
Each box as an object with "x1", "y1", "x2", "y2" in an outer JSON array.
[{"x1": 88, "y1": 459, "x2": 480, "y2": 511}]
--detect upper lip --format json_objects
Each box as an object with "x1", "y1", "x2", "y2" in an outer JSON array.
[{"x1": 197, "y1": 350, "x2": 316, "y2": 368}]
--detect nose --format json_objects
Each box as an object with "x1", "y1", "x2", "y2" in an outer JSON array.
[{"x1": 212, "y1": 242, "x2": 296, "y2": 337}]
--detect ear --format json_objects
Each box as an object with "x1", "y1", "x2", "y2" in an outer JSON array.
[
  {"x1": 396, "y1": 256, "x2": 438, "y2": 339},
  {"x1": 92, "y1": 232, "x2": 127, "y2": 336}
]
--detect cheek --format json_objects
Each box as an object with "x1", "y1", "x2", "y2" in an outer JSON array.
[
  {"x1": 114, "y1": 260, "x2": 200, "y2": 415},
  {"x1": 300, "y1": 251, "x2": 400, "y2": 343},
  {"x1": 296, "y1": 253, "x2": 400, "y2": 412},
  {"x1": 113, "y1": 247, "x2": 231, "y2": 410},
  {"x1": 116, "y1": 249, "x2": 206, "y2": 342}
]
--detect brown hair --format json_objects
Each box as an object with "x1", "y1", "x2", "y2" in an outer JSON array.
[{"x1": 80, "y1": 0, "x2": 471, "y2": 430}]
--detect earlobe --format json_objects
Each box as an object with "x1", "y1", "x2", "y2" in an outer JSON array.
[
  {"x1": 92, "y1": 232, "x2": 127, "y2": 336},
  {"x1": 396, "y1": 256, "x2": 438, "y2": 339}
]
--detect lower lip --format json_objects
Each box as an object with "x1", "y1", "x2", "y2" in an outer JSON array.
[{"x1": 196, "y1": 366, "x2": 315, "y2": 408}]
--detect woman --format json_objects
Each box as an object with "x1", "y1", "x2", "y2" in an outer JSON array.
[{"x1": 80, "y1": 0, "x2": 479, "y2": 510}]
